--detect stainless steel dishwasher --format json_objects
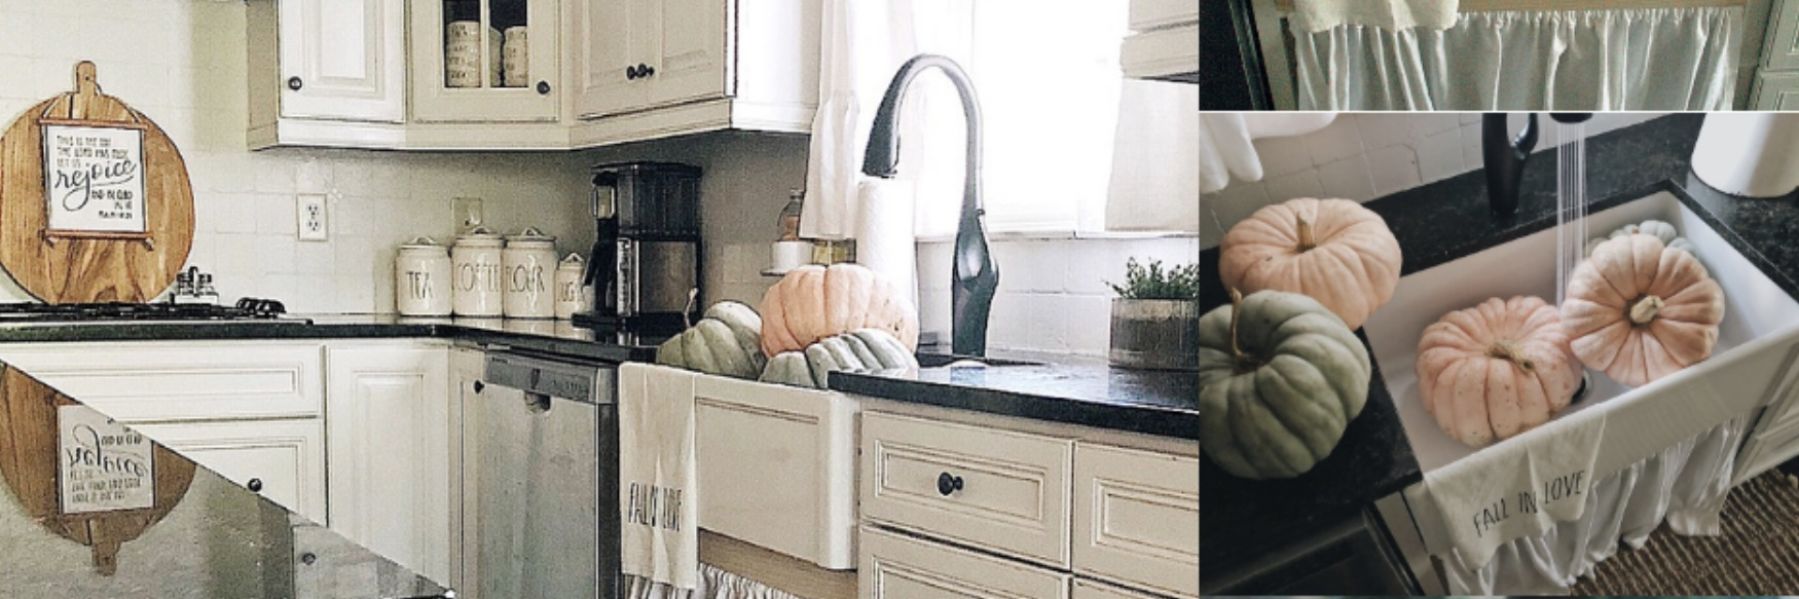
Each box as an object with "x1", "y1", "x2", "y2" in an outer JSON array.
[{"x1": 463, "y1": 349, "x2": 619, "y2": 599}]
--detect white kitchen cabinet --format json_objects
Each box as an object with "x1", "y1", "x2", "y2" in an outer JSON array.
[
  {"x1": 1071, "y1": 444, "x2": 1199, "y2": 599},
  {"x1": 1121, "y1": 0, "x2": 1197, "y2": 81},
  {"x1": 271, "y1": 0, "x2": 406, "y2": 123},
  {"x1": 859, "y1": 525, "x2": 1071, "y2": 599},
  {"x1": 1752, "y1": 71, "x2": 1799, "y2": 110},
  {"x1": 567, "y1": 0, "x2": 819, "y2": 145},
  {"x1": 855, "y1": 403, "x2": 1199, "y2": 599},
  {"x1": 0, "y1": 341, "x2": 330, "y2": 526},
  {"x1": 325, "y1": 343, "x2": 455, "y2": 585},
  {"x1": 410, "y1": 0, "x2": 562, "y2": 122},
  {"x1": 134, "y1": 419, "x2": 329, "y2": 526},
  {"x1": 572, "y1": 0, "x2": 729, "y2": 118}
]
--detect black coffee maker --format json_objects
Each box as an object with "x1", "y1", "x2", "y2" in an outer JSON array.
[{"x1": 577, "y1": 162, "x2": 702, "y2": 336}]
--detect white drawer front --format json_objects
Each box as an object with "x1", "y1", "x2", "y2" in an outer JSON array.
[
  {"x1": 862, "y1": 411, "x2": 1074, "y2": 568},
  {"x1": 1073, "y1": 444, "x2": 1198, "y2": 599},
  {"x1": 1072, "y1": 578, "x2": 1163, "y2": 599},
  {"x1": 135, "y1": 418, "x2": 328, "y2": 525},
  {"x1": 860, "y1": 526, "x2": 1070, "y2": 599},
  {"x1": 0, "y1": 342, "x2": 324, "y2": 421}
]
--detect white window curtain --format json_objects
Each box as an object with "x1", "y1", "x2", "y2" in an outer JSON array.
[
  {"x1": 801, "y1": 0, "x2": 1197, "y2": 241},
  {"x1": 1295, "y1": 6, "x2": 1740, "y2": 110}
]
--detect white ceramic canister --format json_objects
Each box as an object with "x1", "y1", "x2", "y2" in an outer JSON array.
[
  {"x1": 502, "y1": 26, "x2": 529, "y2": 88},
  {"x1": 395, "y1": 237, "x2": 452, "y2": 316},
  {"x1": 554, "y1": 253, "x2": 595, "y2": 319},
  {"x1": 445, "y1": 20, "x2": 483, "y2": 88},
  {"x1": 452, "y1": 226, "x2": 505, "y2": 316},
  {"x1": 503, "y1": 227, "x2": 558, "y2": 319}
]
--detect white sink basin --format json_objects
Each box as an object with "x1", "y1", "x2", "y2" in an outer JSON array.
[{"x1": 1364, "y1": 191, "x2": 1799, "y2": 474}]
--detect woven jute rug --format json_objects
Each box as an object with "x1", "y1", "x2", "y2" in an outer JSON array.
[{"x1": 1573, "y1": 470, "x2": 1799, "y2": 595}]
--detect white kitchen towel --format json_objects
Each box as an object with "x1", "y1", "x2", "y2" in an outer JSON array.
[
  {"x1": 619, "y1": 363, "x2": 700, "y2": 590},
  {"x1": 1422, "y1": 408, "x2": 1608, "y2": 567},
  {"x1": 1198, "y1": 114, "x2": 1258, "y2": 195},
  {"x1": 1290, "y1": 0, "x2": 1460, "y2": 32},
  {"x1": 855, "y1": 177, "x2": 919, "y2": 306}
]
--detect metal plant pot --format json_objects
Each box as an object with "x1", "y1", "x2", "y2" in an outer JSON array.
[{"x1": 1109, "y1": 298, "x2": 1199, "y2": 371}]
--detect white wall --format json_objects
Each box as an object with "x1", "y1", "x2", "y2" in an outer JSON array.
[
  {"x1": 0, "y1": 0, "x2": 592, "y2": 312},
  {"x1": 1200, "y1": 113, "x2": 1662, "y2": 248}
]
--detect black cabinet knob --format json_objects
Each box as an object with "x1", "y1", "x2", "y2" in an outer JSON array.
[
  {"x1": 287, "y1": 76, "x2": 303, "y2": 91},
  {"x1": 625, "y1": 65, "x2": 639, "y2": 80},
  {"x1": 936, "y1": 472, "x2": 964, "y2": 496},
  {"x1": 473, "y1": 380, "x2": 485, "y2": 394},
  {"x1": 536, "y1": 80, "x2": 551, "y2": 95},
  {"x1": 299, "y1": 552, "x2": 317, "y2": 566},
  {"x1": 247, "y1": 478, "x2": 264, "y2": 492},
  {"x1": 639, "y1": 63, "x2": 655, "y2": 78}
]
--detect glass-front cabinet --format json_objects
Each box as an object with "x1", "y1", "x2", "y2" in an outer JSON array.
[{"x1": 410, "y1": 0, "x2": 561, "y2": 122}]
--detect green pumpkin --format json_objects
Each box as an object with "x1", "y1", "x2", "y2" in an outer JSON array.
[
  {"x1": 656, "y1": 301, "x2": 766, "y2": 379},
  {"x1": 1586, "y1": 219, "x2": 1696, "y2": 256},
  {"x1": 759, "y1": 329, "x2": 918, "y2": 389},
  {"x1": 1198, "y1": 290, "x2": 1370, "y2": 480}
]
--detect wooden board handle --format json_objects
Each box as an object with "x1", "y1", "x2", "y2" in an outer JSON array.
[{"x1": 71, "y1": 61, "x2": 99, "y2": 121}]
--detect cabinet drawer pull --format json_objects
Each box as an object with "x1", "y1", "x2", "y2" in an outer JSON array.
[
  {"x1": 536, "y1": 80, "x2": 552, "y2": 95},
  {"x1": 473, "y1": 380, "x2": 485, "y2": 394},
  {"x1": 247, "y1": 478, "x2": 264, "y2": 493},
  {"x1": 639, "y1": 63, "x2": 655, "y2": 78},
  {"x1": 299, "y1": 552, "x2": 317, "y2": 566},
  {"x1": 287, "y1": 76, "x2": 303, "y2": 91},
  {"x1": 936, "y1": 472, "x2": 964, "y2": 496},
  {"x1": 626, "y1": 65, "x2": 639, "y2": 80}
]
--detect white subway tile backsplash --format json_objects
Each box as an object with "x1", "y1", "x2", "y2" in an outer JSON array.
[
  {"x1": 1365, "y1": 145, "x2": 1422, "y2": 197},
  {"x1": 1315, "y1": 155, "x2": 1376, "y2": 201},
  {"x1": 1306, "y1": 117, "x2": 1366, "y2": 165},
  {"x1": 1204, "y1": 113, "x2": 1669, "y2": 251}
]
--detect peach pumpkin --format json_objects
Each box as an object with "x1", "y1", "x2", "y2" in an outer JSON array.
[
  {"x1": 1219, "y1": 198, "x2": 1402, "y2": 330},
  {"x1": 758, "y1": 263, "x2": 920, "y2": 356},
  {"x1": 1561, "y1": 234, "x2": 1725, "y2": 387},
  {"x1": 1417, "y1": 296, "x2": 1583, "y2": 447}
]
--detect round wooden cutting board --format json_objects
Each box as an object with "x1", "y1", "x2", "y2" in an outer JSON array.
[
  {"x1": 0, "y1": 366, "x2": 195, "y2": 575},
  {"x1": 0, "y1": 61, "x2": 194, "y2": 303}
]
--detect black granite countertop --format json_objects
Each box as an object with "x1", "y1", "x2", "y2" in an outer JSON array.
[
  {"x1": 829, "y1": 353, "x2": 1199, "y2": 439},
  {"x1": 0, "y1": 363, "x2": 448, "y2": 598},
  {"x1": 0, "y1": 313, "x2": 661, "y2": 363},
  {"x1": 1198, "y1": 113, "x2": 1713, "y2": 582}
]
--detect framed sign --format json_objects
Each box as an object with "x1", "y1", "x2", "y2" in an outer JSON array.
[
  {"x1": 40, "y1": 119, "x2": 149, "y2": 239},
  {"x1": 57, "y1": 404, "x2": 155, "y2": 514}
]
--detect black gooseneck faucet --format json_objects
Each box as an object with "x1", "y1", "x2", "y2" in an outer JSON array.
[
  {"x1": 1482, "y1": 113, "x2": 1536, "y2": 216},
  {"x1": 862, "y1": 54, "x2": 999, "y2": 357}
]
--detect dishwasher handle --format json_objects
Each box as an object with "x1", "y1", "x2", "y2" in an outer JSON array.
[{"x1": 483, "y1": 351, "x2": 616, "y2": 405}]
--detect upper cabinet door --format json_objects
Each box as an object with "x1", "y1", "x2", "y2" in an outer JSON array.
[
  {"x1": 278, "y1": 0, "x2": 407, "y2": 123},
  {"x1": 643, "y1": 0, "x2": 732, "y2": 108},
  {"x1": 411, "y1": 0, "x2": 562, "y2": 123},
  {"x1": 574, "y1": 0, "x2": 655, "y2": 118}
]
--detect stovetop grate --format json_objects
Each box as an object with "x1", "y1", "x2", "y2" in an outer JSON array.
[{"x1": 0, "y1": 300, "x2": 296, "y2": 323}]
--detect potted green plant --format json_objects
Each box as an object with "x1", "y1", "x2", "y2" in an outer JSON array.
[{"x1": 1107, "y1": 258, "x2": 1200, "y2": 371}]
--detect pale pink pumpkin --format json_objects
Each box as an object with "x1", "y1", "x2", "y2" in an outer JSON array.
[
  {"x1": 1416, "y1": 296, "x2": 1582, "y2": 447},
  {"x1": 1561, "y1": 234, "x2": 1725, "y2": 387},
  {"x1": 1219, "y1": 198, "x2": 1402, "y2": 330},
  {"x1": 758, "y1": 263, "x2": 920, "y2": 356}
]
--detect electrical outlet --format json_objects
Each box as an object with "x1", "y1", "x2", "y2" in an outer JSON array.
[
  {"x1": 453, "y1": 197, "x2": 484, "y2": 231},
  {"x1": 297, "y1": 194, "x2": 328, "y2": 241}
]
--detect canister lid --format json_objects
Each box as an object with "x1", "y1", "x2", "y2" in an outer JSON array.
[
  {"x1": 400, "y1": 237, "x2": 448, "y2": 255},
  {"x1": 455, "y1": 225, "x2": 503, "y2": 247},
  {"x1": 505, "y1": 226, "x2": 556, "y2": 245},
  {"x1": 557, "y1": 253, "x2": 586, "y2": 270}
]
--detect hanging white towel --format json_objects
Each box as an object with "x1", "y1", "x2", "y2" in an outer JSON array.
[
  {"x1": 1199, "y1": 114, "x2": 1258, "y2": 195},
  {"x1": 1290, "y1": 0, "x2": 1461, "y2": 32},
  {"x1": 1421, "y1": 409, "x2": 1608, "y2": 568},
  {"x1": 619, "y1": 363, "x2": 701, "y2": 590}
]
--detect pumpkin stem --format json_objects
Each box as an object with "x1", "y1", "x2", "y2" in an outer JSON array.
[
  {"x1": 1628, "y1": 294, "x2": 1664, "y2": 326},
  {"x1": 1295, "y1": 217, "x2": 1317, "y2": 252},
  {"x1": 1487, "y1": 340, "x2": 1536, "y2": 372},
  {"x1": 1227, "y1": 288, "x2": 1256, "y2": 371}
]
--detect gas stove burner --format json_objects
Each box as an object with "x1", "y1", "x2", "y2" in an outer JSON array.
[{"x1": 0, "y1": 298, "x2": 305, "y2": 325}]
